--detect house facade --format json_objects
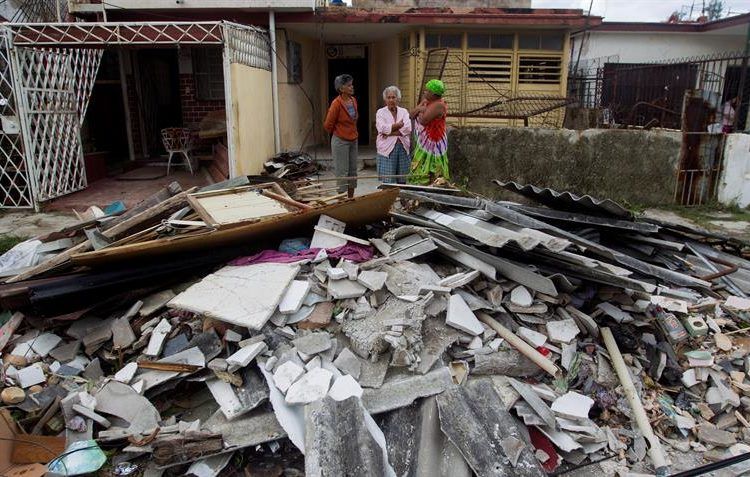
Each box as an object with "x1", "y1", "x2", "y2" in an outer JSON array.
[
  {"x1": 66, "y1": 0, "x2": 596, "y2": 156},
  {"x1": 0, "y1": 0, "x2": 597, "y2": 209}
]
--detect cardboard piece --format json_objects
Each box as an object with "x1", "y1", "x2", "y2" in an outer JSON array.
[{"x1": 0, "y1": 409, "x2": 63, "y2": 476}]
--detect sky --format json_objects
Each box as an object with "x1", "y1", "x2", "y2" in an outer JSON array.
[{"x1": 531, "y1": 0, "x2": 750, "y2": 22}]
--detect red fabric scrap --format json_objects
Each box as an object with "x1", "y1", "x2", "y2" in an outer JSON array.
[
  {"x1": 228, "y1": 242, "x2": 374, "y2": 266},
  {"x1": 528, "y1": 426, "x2": 560, "y2": 472}
]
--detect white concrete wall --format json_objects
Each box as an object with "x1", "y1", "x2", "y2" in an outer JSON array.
[
  {"x1": 572, "y1": 31, "x2": 746, "y2": 66},
  {"x1": 719, "y1": 134, "x2": 750, "y2": 207}
]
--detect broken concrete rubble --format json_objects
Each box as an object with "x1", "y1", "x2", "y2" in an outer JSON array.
[{"x1": 3, "y1": 180, "x2": 750, "y2": 475}]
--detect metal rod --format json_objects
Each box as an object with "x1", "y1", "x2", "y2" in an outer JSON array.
[
  {"x1": 269, "y1": 10, "x2": 281, "y2": 154},
  {"x1": 602, "y1": 327, "x2": 669, "y2": 476},
  {"x1": 118, "y1": 49, "x2": 135, "y2": 162}
]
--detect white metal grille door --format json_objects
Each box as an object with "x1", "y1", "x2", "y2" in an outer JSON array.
[
  {"x1": 0, "y1": 33, "x2": 33, "y2": 208},
  {"x1": 16, "y1": 47, "x2": 95, "y2": 203}
]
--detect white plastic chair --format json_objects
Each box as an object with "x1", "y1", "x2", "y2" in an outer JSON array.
[{"x1": 161, "y1": 127, "x2": 196, "y2": 175}]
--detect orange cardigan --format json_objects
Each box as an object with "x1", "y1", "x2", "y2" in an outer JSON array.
[{"x1": 324, "y1": 96, "x2": 359, "y2": 141}]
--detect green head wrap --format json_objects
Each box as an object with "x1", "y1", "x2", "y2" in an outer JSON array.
[{"x1": 425, "y1": 79, "x2": 445, "y2": 97}]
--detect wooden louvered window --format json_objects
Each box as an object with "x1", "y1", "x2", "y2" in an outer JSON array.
[
  {"x1": 518, "y1": 56, "x2": 562, "y2": 84},
  {"x1": 468, "y1": 54, "x2": 512, "y2": 84}
]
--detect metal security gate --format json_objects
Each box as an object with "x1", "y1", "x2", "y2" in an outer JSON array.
[
  {"x1": 0, "y1": 21, "x2": 269, "y2": 208},
  {"x1": 0, "y1": 32, "x2": 33, "y2": 208},
  {"x1": 14, "y1": 46, "x2": 101, "y2": 204}
]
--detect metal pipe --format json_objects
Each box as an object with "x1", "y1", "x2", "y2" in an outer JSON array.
[
  {"x1": 118, "y1": 50, "x2": 135, "y2": 162},
  {"x1": 269, "y1": 10, "x2": 281, "y2": 154},
  {"x1": 601, "y1": 327, "x2": 669, "y2": 476}
]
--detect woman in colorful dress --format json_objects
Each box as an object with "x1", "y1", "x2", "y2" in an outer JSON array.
[{"x1": 409, "y1": 79, "x2": 449, "y2": 185}]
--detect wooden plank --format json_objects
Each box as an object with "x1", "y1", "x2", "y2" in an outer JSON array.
[
  {"x1": 6, "y1": 187, "x2": 197, "y2": 283},
  {"x1": 71, "y1": 189, "x2": 399, "y2": 268},
  {"x1": 100, "y1": 181, "x2": 181, "y2": 231}
]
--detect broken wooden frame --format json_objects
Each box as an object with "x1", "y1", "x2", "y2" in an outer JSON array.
[
  {"x1": 71, "y1": 189, "x2": 400, "y2": 267},
  {"x1": 187, "y1": 183, "x2": 301, "y2": 229}
]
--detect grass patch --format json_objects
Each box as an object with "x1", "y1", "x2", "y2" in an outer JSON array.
[
  {"x1": 0, "y1": 235, "x2": 26, "y2": 254},
  {"x1": 657, "y1": 202, "x2": 750, "y2": 229}
]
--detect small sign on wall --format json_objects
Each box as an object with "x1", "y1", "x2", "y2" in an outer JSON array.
[{"x1": 1, "y1": 116, "x2": 20, "y2": 135}]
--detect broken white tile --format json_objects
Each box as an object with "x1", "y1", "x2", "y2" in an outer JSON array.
[
  {"x1": 140, "y1": 289, "x2": 176, "y2": 316},
  {"x1": 551, "y1": 391, "x2": 594, "y2": 420},
  {"x1": 446, "y1": 294, "x2": 484, "y2": 336},
  {"x1": 328, "y1": 374, "x2": 363, "y2": 401},
  {"x1": 327, "y1": 268, "x2": 348, "y2": 280},
  {"x1": 273, "y1": 361, "x2": 305, "y2": 393},
  {"x1": 310, "y1": 215, "x2": 347, "y2": 249},
  {"x1": 186, "y1": 453, "x2": 233, "y2": 477},
  {"x1": 30, "y1": 333, "x2": 62, "y2": 358},
  {"x1": 226, "y1": 342, "x2": 268, "y2": 373},
  {"x1": 17, "y1": 364, "x2": 45, "y2": 388},
  {"x1": 279, "y1": 280, "x2": 311, "y2": 315},
  {"x1": 510, "y1": 286, "x2": 533, "y2": 307},
  {"x1": 561, "y1": 342, "x2": 576, "y2": 371},
  {"x1": 169, "y1": 264, "x2": 300, "y2": 330},
  {"x1": 328, "y1": 279, "x2": 367, "y2": 300},
  {"x1": 726, "y1": 295, "x2": 750, "y2": 311},
  {"x1": 114, "y1": 362, "x2": 139, "y2": 384},
  {"x1": 224, "y1": 329, "x2": 242, "y2": 342},
  {"x1": 206, "y1": 378, "x2": 246, "y2": 420},
  {"x1": 333, "y1": 348, "x2": 362, "y2": 379},
  {"x1": 651, "y1": 295, "x2": 689, "y2": 314},
  {"x1": 292, "y1": 333, "x2": 331, "y2": 355},
  {"x1": 357, "y1": 270, "x2": 387, "y2": 291},
  {"x1": 682, "y1": 369, "x2": 698, "y2": 388},
  {"x1": 340, "y1": 261, "x2": 360, "y2": 280},
  {"x1": 305, "y1": 356, "x2": 322, "y2": 371},
  {"x1": 467, "y1": 336, "x2": 483, "y2": 350},
  {"x1": 517, "y1": 327, "x2": 548, "y2": 348},
  {"x1": 546, "y1": 319, "x2": 580, "y2": 344},
  {"x1": 285, "y1": 306, "x2": 315, "y2": 325},
  {"x1": 285, "y1": 367, "x2": 333, "y2": 405},
  {"x1": 276, "y1": 326, "x2": 296, "y2": 339},
  {"x1": 144, "y1": 319, "x2": 172, "y2": 357},
  {"x1": 313, "y1": 249, "x2": 328, "y2": 263}
]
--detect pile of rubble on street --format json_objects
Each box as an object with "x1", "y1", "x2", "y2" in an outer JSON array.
[{"x1": 1, "y1": 176, "x2": 750, "y2": 477}]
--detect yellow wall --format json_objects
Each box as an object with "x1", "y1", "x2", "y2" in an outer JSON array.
[
  {"x1": 230, "y1": 63, "x2": 275, "y2": 175},
  {"x1": 407, "y1": 30, "x2": 570, "y2": 128},
  {"x1": 275, "y1": 31, "x2": 324, "y2": 151}
]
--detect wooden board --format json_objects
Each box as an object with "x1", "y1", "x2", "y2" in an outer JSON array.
[
  {"x1": 71, "y1": 189, "x2": 399, "y2": 268},
  {"x1": 190, "y1": 190, "x2": 289, "y2": 227}
]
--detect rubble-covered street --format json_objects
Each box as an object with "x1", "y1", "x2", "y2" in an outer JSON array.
[{"x1": 1, "y1": 175, "x2": 750, "y2": 476}]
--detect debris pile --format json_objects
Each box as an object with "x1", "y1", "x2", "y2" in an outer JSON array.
[{"x1": 1, "y1": 178, "x2": 750, "y2": 476}]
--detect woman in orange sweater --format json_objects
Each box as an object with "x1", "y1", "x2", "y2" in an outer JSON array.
[{"x1": 324, "y1": 74, "x2": 358, "y2": 198}]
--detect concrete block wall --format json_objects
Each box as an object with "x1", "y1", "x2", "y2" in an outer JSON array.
[{"x1": 448, "y1": 127, "x2": 682, "y2": 206}]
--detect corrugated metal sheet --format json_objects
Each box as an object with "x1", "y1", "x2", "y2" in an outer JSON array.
[{"x1": 495, "y1": 181, "x2": 633, "y2": 219}]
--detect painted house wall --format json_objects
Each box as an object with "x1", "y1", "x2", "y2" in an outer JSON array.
[
  {"x1": 572, "y1": 32, "x2": 746, "y2": 65},
  {"x1": 372, "y1": 36, "x2": 401, "y2": 136},
  {"x1": 230, "y1": 63, "x2": 275, "y2": 176},
  {"x1": 719, "y1": 133, "x2": 750, "y2": 207},
  {"x1": 275, "y1": 30, "x2": 324, "y2": 152}
]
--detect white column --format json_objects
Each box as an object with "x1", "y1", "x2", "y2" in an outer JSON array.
[{"x1": 269, "y1": 10, "x2": 281, "y2": 154}]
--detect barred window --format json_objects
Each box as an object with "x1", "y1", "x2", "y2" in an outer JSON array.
[
  {"x1": 192, "y1": 48, "x2": 225, "y2": 101},
  {"x1": 518, "y1": 56, "x2": 562, "y2": 84},
  {"x1": 468, "y1": 54, "x2": 512, "y2": 83}
]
